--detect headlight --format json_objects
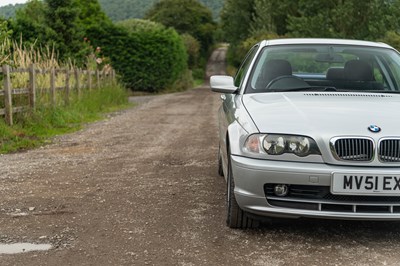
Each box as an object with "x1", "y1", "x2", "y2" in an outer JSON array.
[
  {"x1": 287, "y1": 136, "x2": 311, "y2": 157},
  {"x1": 244, "y1": 134, "x2": 320, "y2": 157},
  {"x1": 263, "y1": 135, "x2": 286, "y2": 155},
  {"x1": 244, "y1": 134, "x2": 261, "y2": 153}
]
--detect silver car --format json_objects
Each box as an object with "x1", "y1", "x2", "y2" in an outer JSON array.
[{"x1": 211, "y1": 38, "x2": 400, "y2": 228}]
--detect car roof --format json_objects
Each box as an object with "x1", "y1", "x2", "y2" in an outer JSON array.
[{"x1": 261, "y1": 38, "x2": 394, "y2": 50}]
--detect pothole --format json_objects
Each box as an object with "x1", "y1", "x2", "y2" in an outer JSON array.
[{"x1": 0, "y1": 243, "x2": 52, "y2": 254}]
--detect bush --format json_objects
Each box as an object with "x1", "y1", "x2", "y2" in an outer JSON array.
[
  {"x1": 145, "y1": 0, "x2": 216, "y2": 55},
  {"x1": 87, "y1": 19, "x2": 188, "y2": 93},
  {"x1": 228, "y1": 31, "x2": 280, "y2": 68},
  {"x1": 380, "y1": 31, "x2": 400, "y2": 51},
  {"x1": 181, "y1": 33, "x2": 200, "y2": 69}
]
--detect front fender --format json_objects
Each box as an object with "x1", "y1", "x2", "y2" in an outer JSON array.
[{"x1": 219, "y1": 95, "x2": 259, "y2": 179}]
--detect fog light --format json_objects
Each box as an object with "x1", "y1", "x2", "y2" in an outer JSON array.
[{"x1": 274, "y1": 184, "x2": 288, "y2": 197}]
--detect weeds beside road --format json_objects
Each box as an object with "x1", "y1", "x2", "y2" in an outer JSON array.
[{"x1": 0, "y1": 84, "x2": 129, "y2": 153}]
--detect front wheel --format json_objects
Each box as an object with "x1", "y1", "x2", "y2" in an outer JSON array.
[
  {"x1": 218, "y1": 145, "x2": 224, "y2": 177},
  {"x1": 226, "y1": 152, "x2": 259, "y2": 229}
]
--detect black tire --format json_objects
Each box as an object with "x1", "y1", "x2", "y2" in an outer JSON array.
[
  {"x1": 218, "y1": 146, "x2": 224, "y2": 177},
  {"x1": 226, "y1": 152, "x2": 259, "y2": 229}
]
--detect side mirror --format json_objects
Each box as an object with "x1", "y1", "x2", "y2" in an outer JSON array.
[{"x1": 210, "y1": 75, "x2": 238, "y2": 94}]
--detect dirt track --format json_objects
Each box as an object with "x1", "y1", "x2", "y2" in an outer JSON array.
[{"x1": 2, "y1": 47, "x2": 400, "y2": 265}]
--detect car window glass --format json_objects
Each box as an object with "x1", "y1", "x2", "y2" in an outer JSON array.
[
  {"x1": 234, "y1": 46, "x2": 258, "y2": 87},
  {"x1": 245, "y1": 44, "x2": 400, "y2": 93}
]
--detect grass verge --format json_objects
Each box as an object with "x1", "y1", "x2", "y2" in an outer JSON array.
[{"x1": 0, "y1": 84, "x2": 131, "y2": 154}]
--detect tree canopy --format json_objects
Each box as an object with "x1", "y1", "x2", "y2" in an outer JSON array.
[
  {"x1": 221, "y1": 0, "x2": 400, "y2": 66},
  {"x1": 0, "y1": 0, "x2": 224, "y2": 21},
  {"x1": 145, "y1": 0, "x2": 216, "y2": 54}
]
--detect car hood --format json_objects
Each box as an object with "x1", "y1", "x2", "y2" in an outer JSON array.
[{"x1": 242, "y1": 92, "x2": 400, "y2": 136}]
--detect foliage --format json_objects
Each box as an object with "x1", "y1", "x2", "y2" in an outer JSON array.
[
  {"x1": 98, "y1": 0, "x2": 222, "y2": 21},
  {"x1": 228, "y1": 31, "x2": 280, "y2": 68},
  {"x1": 44, "y1": 0, "x2": 86, "y2": 64},
  {"x1": 87, "y1": 19, "x2": 187, "y2": 92},
  {"x1": 0, "y1": 3, "x2": 24, "y2": 19},
  {"x1": 98, "y1": 0, "x2": 158, "y2": 21},
  {"x1": 220, "y1": 0, "x2": 255, "y2": 45},
  {"x1": 1, "y1": 0, "x2": 224, "y2": 21},
  {"x1": 181, "y1": 33, "x2": 200, "y2": 69},
  {"x1": 198, "y1": 0, "x2": 224, "y2": 20},
  {"x1": 11, "y1": 0, "x2": 56, "y2": 48},
  {"x1": 0, "y1": 20, "x2": 12, "y2": 65},
  {"x1": 75, "y1": 0, "x2": 111, "y2": 28},
  {"x1": 222, "y1": 0, "x2": 400, "y2": 67},
  {"x1": 11, "y1": 0, "x2": 112, "y2": 68},
  {"x1": 74, "y1": 0, "x2": 113, "y2": 68},
  {"x1": 380, "y1": 31, "x2": 400, "y2": 52},
  {"x1": 251, "y1": 0, "x2": 297, "y2": 36},
  {"x1": 0, "y1": 84, "x2": 129, "y2": 154},
  {"x1": 145, "y1": 0, "x2": 216, "y2": 54},
  {"x1": 286, "y1": 0, "x2": 398, "y2": 40}
]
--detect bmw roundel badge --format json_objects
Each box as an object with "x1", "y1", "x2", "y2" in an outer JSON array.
[{"x1": 368, "y1": 125, "x2": 381, "y2": 133}]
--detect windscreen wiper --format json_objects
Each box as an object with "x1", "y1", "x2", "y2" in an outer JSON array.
[{"x1": 269, "y1": 86, "x2": 338, "y2": 92}]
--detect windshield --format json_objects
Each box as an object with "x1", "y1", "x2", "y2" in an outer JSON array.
[{"x1": 245, "y1": 44, "x2": 400, "y2": 93}]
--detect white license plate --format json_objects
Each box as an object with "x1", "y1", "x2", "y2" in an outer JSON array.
[{"x1": 332, "y1": 173, "x2": 400, "y2": 195}]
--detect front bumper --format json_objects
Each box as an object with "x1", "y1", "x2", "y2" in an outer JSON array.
[{"x1": 231, "y1": 155, "x2": 400, "y2": 220}]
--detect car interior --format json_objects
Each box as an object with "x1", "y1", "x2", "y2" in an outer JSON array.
[{"x1": 248, "y1": 46, "x2": 400, "y2": 93}]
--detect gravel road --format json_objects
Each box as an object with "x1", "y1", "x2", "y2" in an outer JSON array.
[{"x1": 1, "y1": 47, "x2": 400, "y2": 265}]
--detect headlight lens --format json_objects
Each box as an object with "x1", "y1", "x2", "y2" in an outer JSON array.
[
  {"x1": 287, "y1": 136, "x2": 311, "y2": 157},
  {"x1": 263, "y1": 135, "x2": 286, "y2": 155},
  {"x1": 244, "y1": 134, "x2": 320, "y2": 157},
  {"x1": 244, "y1": 134, "x2": 261, "y2": 153}
]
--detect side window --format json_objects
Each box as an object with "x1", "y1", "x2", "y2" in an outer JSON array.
[{"x1": 234, "y1": 46, "x2": 259, "y2": 87}]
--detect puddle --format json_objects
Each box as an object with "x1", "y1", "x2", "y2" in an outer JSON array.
[{"x1": 0, "y1": 243, "x2": 52, "y2": 254}]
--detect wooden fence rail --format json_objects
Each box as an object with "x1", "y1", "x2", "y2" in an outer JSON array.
[{"x1": 0, "y1": 64, "x2": 116, "y2": 125}]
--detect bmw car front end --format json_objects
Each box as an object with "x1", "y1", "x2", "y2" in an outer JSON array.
[{"x1": 211, "y1": 39, "x2": 400, "y2": 228}]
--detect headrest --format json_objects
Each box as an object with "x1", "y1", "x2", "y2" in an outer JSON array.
[
  {"x1": 263, "y1": 59, "x2": 292, "y2": 82},
  {"x1": 344, "y1": 60, "x2": 374, "y2": 81},
  {"x1": 326, "y1": 67, "x2": 345, "y2": 80}
]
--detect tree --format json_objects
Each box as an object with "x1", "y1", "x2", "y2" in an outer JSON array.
[
  {"x1": 11, "y1": 0, "x2": 56, "y2": 47},
  {"x1": 251, "y1": 0, "x2": 298, "y2": 36},
  {"x1": 220, "y1": 0, "x2": 255, "y2": 45},
  {"x1": 145, "y1": 0, "x2": 216, "y2": 54},
  {"x1": 75, "y1": 0, "x2": 111, "y2": 28},
  {"x1": 287, "y1": 0, "x2": 398, "y2": 40},
  {"x1": 0, "y1": 3, "x2": 25, "y2": 19},
  {"x1": 44, "y1": 0, "x2": 85, "y2": 63}
]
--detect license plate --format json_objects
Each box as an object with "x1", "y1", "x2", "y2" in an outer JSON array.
[{"x1": 332, "y1": 173, "x2": 400, "y2": 195}]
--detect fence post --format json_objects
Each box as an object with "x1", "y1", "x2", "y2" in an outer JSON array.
[
  {"x1": 29, "y1": 64, "x2": 36, "y2": 110},
  {"x1": 65, "y1": 69, "x2": 70, "y2": 105},
  {"x1": 74, "y1": 68, "x2": 81, "y2": 97},
  {"x1": 3, "y1": 65, "x2": 13, "y2": 125},
  {"x1": 112, "y1": 69, "x2": 116, "y2": 85},
  {"x1": 50, "y1": 68, "x2": 56, "y2": 106},
  {"x1": 96, "y1": 69, "x2": 100, "y2": 89},
  {"x1": 88, "y1": 70, "x2": 92, "y2": 91}
]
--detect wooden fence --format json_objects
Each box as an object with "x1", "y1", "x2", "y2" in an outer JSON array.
[{"x1": 0, "y1": 64, "x2": 116, "y2": 125}]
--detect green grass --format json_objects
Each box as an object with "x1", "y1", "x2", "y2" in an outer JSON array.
[
  {"x1": 0, "y1": 84, "x2": 131, "y2": 154},
  {"x1": 193, "y1": 79, "x2": 205, "y2": 87}
]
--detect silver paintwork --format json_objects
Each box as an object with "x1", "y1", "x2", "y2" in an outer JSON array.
[
  {"x1": 210, "y1": 75, "x2": 237, "y2": 93},
  {"x1": 212, "y1": 38, "x2": 400, "y2": 220}
]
